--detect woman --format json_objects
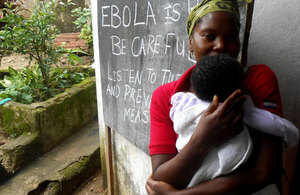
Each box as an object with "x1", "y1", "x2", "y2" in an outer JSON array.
[{"x1": 146, "y1": 0, "x2": 283, "y2": 194}]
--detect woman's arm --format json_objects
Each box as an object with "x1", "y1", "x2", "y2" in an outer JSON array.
[
  {"x1": 147, "y1": 130, "x2": 282, "y2": 195},
  {"x1": 152, "y1": 90, "x2": 246, "y2": 189}
]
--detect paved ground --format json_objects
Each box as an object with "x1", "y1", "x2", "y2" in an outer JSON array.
[{"x1": 0, "y1": 119, "x2": 103, "y2": 194}]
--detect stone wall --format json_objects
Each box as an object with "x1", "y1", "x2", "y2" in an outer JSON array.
[
  {"x1": 0, "y1": 77, "x2": 97, "y2": 149},
  {"x1": 0, "y1": 76, "x2": 97, "y2": 174},
  {"x1": 19, "y1": 0, "x2": 91, "y2": 33}
]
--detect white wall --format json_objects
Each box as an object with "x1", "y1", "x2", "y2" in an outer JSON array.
[
  {"x1": 112, "y1": 132, "x2": 151, "y2": 195},
  {"x1": 248, "y1": 0, "x2": 300, "y2": 125},
  {"x1": 247, "y1": 0, "x2": 299, "y2": 193}
]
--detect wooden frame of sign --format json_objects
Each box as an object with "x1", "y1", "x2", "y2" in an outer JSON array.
[
  {"x1": 105, "y1": 126, "x2": 114, "y2": 195},
  {"x1": 98, "y1": 1, "x2": 255, "y2": 194}
]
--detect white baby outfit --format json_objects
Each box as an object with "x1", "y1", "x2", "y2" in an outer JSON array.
[{"x1": 170, "y1": 92, "x2": 299, "y2": 189}]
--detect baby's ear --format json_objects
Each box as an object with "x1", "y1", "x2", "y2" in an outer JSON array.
[{"x1": 190, "y1": 86, "x2": 195, "y2": 93}]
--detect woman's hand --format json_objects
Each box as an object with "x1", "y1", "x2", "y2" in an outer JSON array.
[
  {"x1": 146, "y1": 175, "x2": 178, "y2": 195},
  {"x1": 190, "y1": 89, "x2": 247, "y2": 149},
  {"x1": 151, "y1": 90, "x2": 247, "y2": 189}
]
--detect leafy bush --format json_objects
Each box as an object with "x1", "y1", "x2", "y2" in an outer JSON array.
[
  {"x1": 71, "y1": 6, "x2": 93, "y2": 55},
  {"x1": 0, "y1": 0, "x2": 89, "y2": 104},
  {"x1": 0, "y1": 66, "x2": 89, "y2": 104},
  {"x1": 0, "y1": 1, "x2": 61, "y2": 90}
]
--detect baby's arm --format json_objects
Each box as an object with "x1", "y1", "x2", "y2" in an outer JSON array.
[{"x1": 243, "y1": 95, "x2": 299, "y2": 148}]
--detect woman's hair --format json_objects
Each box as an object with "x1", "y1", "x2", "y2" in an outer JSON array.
[{"x1": 190, "y1": 54, "x2": 244, "y2": 102}]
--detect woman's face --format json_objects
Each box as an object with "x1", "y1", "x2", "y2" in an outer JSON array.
[{"x1": 189, "y1": 12, "x2": 241, "y2": 62}]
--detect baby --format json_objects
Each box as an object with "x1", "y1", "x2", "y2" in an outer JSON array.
[{"x1": 170, "y1": 54, "x2": 299, "y2": 188}]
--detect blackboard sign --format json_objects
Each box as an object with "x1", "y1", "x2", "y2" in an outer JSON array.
[{"x1": 98, "y1": 0, "x2": 252, "y2": 153}]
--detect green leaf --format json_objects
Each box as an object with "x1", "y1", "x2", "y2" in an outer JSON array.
[
  {"x1": 69, "y1": 49, "x2": 88, "y2": 55},
  {"x1": 8, "y1": 67, "x2": 18, "y2": 77},
  {"x1": 0, "y1": 93, "x2": 10, "y2": 99},
  {"x1": 69, "y1": 53, "x2": 82, "y2": 63}
]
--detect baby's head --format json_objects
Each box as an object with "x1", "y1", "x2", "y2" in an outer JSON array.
[{"x1": 190, "y1": 54, "x2": 244, "y2": 102}]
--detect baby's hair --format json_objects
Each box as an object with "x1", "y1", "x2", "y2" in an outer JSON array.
[{"x1": 190, "y1": 54, "x2": 244, "y2": 102}]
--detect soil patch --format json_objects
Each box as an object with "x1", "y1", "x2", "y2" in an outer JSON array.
[
  {"x1": 74, "y1": 170, "x2": 107, "y2": 195},
  {"x1": 0, "y1": 53, "x2": 93, "y2": 70},
  {"x1": 0, "y1": 132, "x2": 10, "y2": 147}
]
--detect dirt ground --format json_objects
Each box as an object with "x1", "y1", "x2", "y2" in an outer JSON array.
[
  {"x1": 0, "y1": 132, "x2": 10, "y2": 147},
  {"x1": 0, "y1": 53, "x2": 31, "y2": 70},
  {"x1": 0, "y1": 53, "x2": 93, "y2": 70},
  {"x1": 74, "y1": 170, "x2": 108, "y2": 195}
]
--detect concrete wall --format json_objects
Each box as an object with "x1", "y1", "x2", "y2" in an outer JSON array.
[
  {"x1": 20, "y1": 0, "x2": 90, "y2": 33},
  {"x1": 248, "y1": 0, "x2": 300, "y2": 127},
  {"x1": 247, "y1": 1, "x2": 299, "y2": 194},
  {"x1": 93, "y1": 0, "x2": 300, "y2": 194}
]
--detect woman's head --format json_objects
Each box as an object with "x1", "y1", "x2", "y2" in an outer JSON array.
[
  {"x1": 187, "y1": 0, "x2": 240, "y2": 37},
  {"x1": 187, "y1": 0, "x2": 241, "y2": 62}
]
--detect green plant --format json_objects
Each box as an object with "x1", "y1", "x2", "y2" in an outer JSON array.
[
  {"x1": 0, "y1": 0, "x2": 85, "y2": 102},
  {"x1": 0, "y1": 0, "x2": 28, "y2": 64},
  {"x1": 0, "y1": 1, "x2": 62, "y2": 90},
  {"x1": 61, "y1": 48, "x2": 88, "y2": 66},
  {"x1": 0, "y1": 66, "x2": 89, "y2": 104},
  {"x1": 71, "y1": 6, "x2": 93, "y2": 55}
]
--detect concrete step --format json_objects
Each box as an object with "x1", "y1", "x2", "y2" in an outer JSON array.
[{"x1": 0, "y1": 119, "x2": 102, "y2": 195}]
